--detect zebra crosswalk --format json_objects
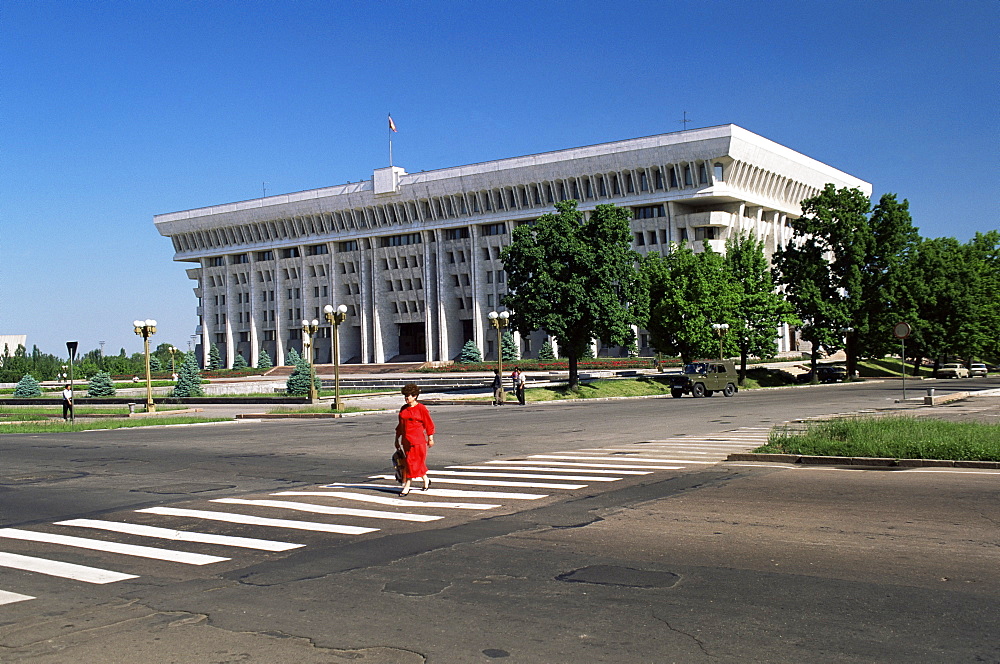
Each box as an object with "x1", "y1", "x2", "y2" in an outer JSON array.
[{"x1": 0, "y1": 427, "x2": 766, "y2": 609}]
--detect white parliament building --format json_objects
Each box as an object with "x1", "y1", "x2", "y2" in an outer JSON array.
[{"x1": 154, "y1": 124, "x2": 871, "y2": 368}]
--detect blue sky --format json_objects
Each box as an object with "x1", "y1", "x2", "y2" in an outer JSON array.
[{"x1": 2, "y1": 0, "x2": 997, "y2": 358}]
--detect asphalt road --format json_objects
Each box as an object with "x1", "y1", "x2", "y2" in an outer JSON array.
[{"x1": 0, "y1": 377, "x2": 997, "y2": 662}]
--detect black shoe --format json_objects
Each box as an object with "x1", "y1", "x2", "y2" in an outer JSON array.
[
  {"x1": 423, "y1": 479, "x2": 431, "y2": 491},
  {"x1": 400, "y1": 486, "x2": 410, "y2": 496}
]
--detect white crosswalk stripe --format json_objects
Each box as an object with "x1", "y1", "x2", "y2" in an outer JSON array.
[
  {"x1": 0, "y1": 528, "x2": 228, "y2": 565},
  {"x1": 428, "y1": 470, "x2": 622, "y2": 482},
  {"x1": 272, "y1": 491, "x2": 501, "y2": 510},
  {"x1": 0, "y1": 589, "x2": 35, "y2": 605},
  {"x1": 0, "y1": 551, "x2": 137, "y2": 584},
  {"x1": 456, "y1": 464, "x2": 651, "y2": 475},
  {"x1": 322, "y1": 484, "x2": 549, "y2": 500},
  {"x1": 136, "y1": 507, "x2": 379, "y2": 534},
  {"x1": 368, "y1": 475, "x2": 587, "y2": 489},
  {"x1": 529, "y1": 455, "x2": 716, "y2": 465},
  {"x1": 212, "y1": 498, "x2": 443, "y2": 522},
  {"x1": 54, "y1": 519, "x2": 304, "y2": 552}
]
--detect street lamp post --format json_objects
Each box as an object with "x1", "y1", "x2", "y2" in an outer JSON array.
[
  {"x1": 65, "y1": 341, "x2": 78, "y2": 423},
  {"x1": 324, "y1": 304, "x2": 349, "y2": 411},
  {"x1": 488, "y1": 310, "x2": 510, "y2": 378},
  {"x1": 711, "y1": 323, "x2": 730, "y2": 361},
  {"x1": 301, "y1": 318, "x2": 320, "y2": 402},
  {"x1": 168, "y1": 346, "x2": 177, "y2": 376},
  {"x1": 132, "y1": 319, "x2": 157, "y2": 413}
]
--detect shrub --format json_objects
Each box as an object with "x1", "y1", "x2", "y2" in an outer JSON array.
[
  {"x1": 233, "y1": 353, "x2": 248, "y2": 369},
  {"x1": 173, "y1": 353, "x2": 205, "y2": 397},
  {"x1": 258, "y1": 349, "x2": 273, "y2": 370},
  {"x1": 458, "y1": 340, "x2": 482, "y2": 364},
  {"x1": 87, "y1": 372, "x2": 116, "y2": 397},
  {"x1": 13, "y1": 374, "x2": 42, "y2": 397},
  {"x1": 208, "y1": 344, "x2": 222, "y2": 370},
  {"x1": 286, "y1": 347, "x2": 301, "y2": 366},
  {"x1": 286, "y1": 358, "x2": 319, "y2": 396},
  {"x1": 538, "y1": 340, "x2": 556, "y2": 360}
]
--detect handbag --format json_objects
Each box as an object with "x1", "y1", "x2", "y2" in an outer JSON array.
[{"x1": 392, "y1": 449, "x2": 407, "y2": 483}]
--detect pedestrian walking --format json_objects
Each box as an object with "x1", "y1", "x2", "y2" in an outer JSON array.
[
  {"x1": 511, "y1": 366, "x2": 526, "y2": 405},
  {"x1": 492, "y1": 368, "x2": 504, "y2": 406},
  {"x1": 61, "y1": 384, "x2": 73, "y2": 421},
  {"x1": 394, "y1": 383, "x2": 435, "y2": 496}
]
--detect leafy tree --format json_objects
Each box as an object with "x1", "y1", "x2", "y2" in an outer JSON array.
[
  {"x1": 13, "y1": 374, "x2": 42, "y2": 397},
  {"x1": 172, "y1": 352, "x2": 204, "y2": 397},
  {"x1": 502, "y1": 200, "x2": 647, "y2": 388},
  {"x1": 724, "y1": 233, "x2": 798, "y2": 383},
  {"x1": 257, "y1": 348, "x2": 273, "y2": 370},
  {"x1": 458, "y1": 340, "x2": 482, "y2": 364},
  {"x1": 87, "y1": 371, "x2": 116, "y2": 397},
  {"x1": 642, "y1": 242, "x2": 739, "y2": 363},
  {"x1": 233, "y1": 353, "x2": 248, "y2": 369},
  {"x1": 286, "y1": 357, "x2": 319, "y2": 396},
  {"x1": 537, "y1": 340, "x2": 556, "y2": 361},
  {"x1": 501, "y1": 330, "x2": 519, "y2": 362},
  {"x1": 208, "y1": 344, "x2": 222, "y2": 370}
]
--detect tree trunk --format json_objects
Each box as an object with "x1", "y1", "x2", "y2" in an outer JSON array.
[
  {"x1": 810, "y1": 346, "x2": 820, "y2": 382},
  {"x1": 911, "y1": 355, "x2": 923, "y2": 376},
  {"x1": 567, "y1": 353, "x2": 579, "y2": 389},
  {"x1": 739, "y1": 346, "x2": 749, "y2": 386},
  {"x1": 845, "y1": 334, "x2": 857, "y2": 380}
]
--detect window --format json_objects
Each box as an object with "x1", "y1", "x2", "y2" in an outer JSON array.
[
  {"x1": 444, "y1": 227, "x2": 469, "y2": 240},
  {"x1": 669, "y1": 168, "x2": 679, "y2": 188},
  {"x1": 482, "y1": 247, "x2": 492, "y2": 261},
  {"x1": 340, "y1": 240, "x2": 359, "y2": 252},
  {"x1": 208, "y1": 257, "x2": 225, "y2": 267},
  {"x1": 684, "y1": 166, "x2": 693, "y2": 186},
  {"x1": 699, "y1": 163, "x2": 708, "y2": 184},
  {"x1": 486, "y1": 272, "x2": 493, "y2": 284},
  {"x1": 633, "y1": 205, "x2": 664, "y2": 219},
  {"x1": 256, "y1": 250, "x2": 274, "y2": 261},
  {"x1": 481, "y1": 223, "x2": 506, "y2": 236},
  {"x1": 634, "y1": 232, "x2": 645, "y2": 246},
  {"x1": 714, "y1": 163, "x2": 724, "y2": 181},
  {"x1": 497, "y1": 270, "x2": 504, "y2": 283},
  {"x1": 306, "y1": 244, "x2": 329, "y2": 255},
  {"x1": 647, "y1": 231, "x2": 657, "y2": 245},
  {"x1": 380, "y1": 233, "x2": 421, "y2": 247},
  {"x1": 231, "y1": 254, "x2": 249, "y2": 264},
  {"x1": 281, "y1": 247, "x2": 300, "y2": 258},
  {"x1": 694, "y1": 227, "x2": 717, "y2": 241}
]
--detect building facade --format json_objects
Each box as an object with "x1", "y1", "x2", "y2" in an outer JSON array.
[{"x1": 154, "y1": 125, "x2": 871, "y2": 368}]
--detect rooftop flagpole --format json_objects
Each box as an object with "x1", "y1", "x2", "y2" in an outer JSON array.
[{"x1": 388, "y1": 114, "x2": 398, "y2": 167}]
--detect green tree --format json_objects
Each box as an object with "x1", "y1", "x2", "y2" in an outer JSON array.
[
  {"x1": 502, "y1": 200, "x2": 647, "y2": 388},
  {"x1": 233, "y1": 353, "x2": 248, "y2": 369},
  {"x1": 285, "y1": 347, "x2": 301, "y2": 366},
  {"x1": 257, "y1": 348, "x2": 273, "y2": 370},
  {"x1": 537, "y1": 340, "x2": 556, "y2": 361},
  {"x1": 87, "y1": 371, "x2": 116, "y2": 397},
  {"x1": 501, "y1": 330, "x2": 519, "y2": 362},
  {"x1": 13, "y1": 374, "x2": 42, "y2": 397},
  {"x1": 642, "y1": 242, "x2": 738, "y2": 363},
  {"x1": 208, "y1": 344, "x2": 222, "y2": 370},
  {"x1": 773, "y1": 185, "x2": 871, "y2": 377},
  {"x1": 458, "y1": 340, "x2": 482, "y2": 364},
  {"x1": 172, "y1": 352, "x2": 204, "y2": 397},
  {"x1": 149, "y1": 355, "x2": 163, "y2": 372},
  {"x1": 724, "y1": 234, "x2": 798, "y2": 384},
  {"x1": 286, "y1": 357, "x2": 319, "y2": 396}
]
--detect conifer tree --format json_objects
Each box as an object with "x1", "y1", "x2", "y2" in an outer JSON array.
[
  {"x1": 208, "y1": 344, "x2": 222, "y2": 370},
  {"x1": 87, "y1": 371, "x2": 116, "y2": 397},
  {"x1": 13, "y1": 374, "x2": 42, "y2": 397},
  {"x1": 233, "y1": 353, "x2": 248, "y2": 369},
  {"x1": 173, "y1": 352, "x2": 204, "y2": 397},
  {"x1": 286, "y1": 357, "x2": 319, "y2": 395},
  {"x1": 458, "y1": 340, "x2": 482, "y2": 364},
  {"x1": 285, "y1": 347, "x2": 301, "y2": 366},
  {"x1": 257, "y1": 349, "x2": 273, "y2": 370},
  {"x1": 149, "y1": 356, "x2": 163, "y2": 372},
  {"x1": 538, "y1": 340, "x2": 556, "y2": 361},
  {"x1": 501, "y1": 330, "x2": 519, "y2": 362}
]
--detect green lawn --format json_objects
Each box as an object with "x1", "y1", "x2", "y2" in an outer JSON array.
[
  {"x1": 0, "y1": 416, "x2": 231, "y2": 434},
  {"x1": 757, "y1": 416, "x2": 1000, "y2": 461}
]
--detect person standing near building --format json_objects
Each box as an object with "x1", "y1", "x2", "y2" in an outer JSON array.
[
  {"x1": 511, "y1": 366, "x2": 526, "y2": 405},
  {"x1": 394, "y1": 383, "x2": 435, "y2": 496},
  {"x1": 61, "y1": 384, "x2": 73, "y2": 421},
  {"x1": 492, "y1": 368, "x2": 505, "y2": 406}
]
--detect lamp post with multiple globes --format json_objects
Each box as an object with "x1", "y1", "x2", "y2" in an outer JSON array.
[
  {"x1": 301, "y1": 319, "x2": 321, "y2": 402},
  {"x1": 133, "y1": 319, "x2": 157, "y2": 412},
  {"x1": 711, "y1": 323, "x2": 730, "y2": 361},
  {"x1": 487, "y1": 310, "x2": 510, "y2": 378},
  {"x1": 323, "y1": 304, "x2": 349, "y2": 411}
]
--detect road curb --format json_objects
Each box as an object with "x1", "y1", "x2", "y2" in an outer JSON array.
[{"x1": 726, "y1": 452, "x2": 1000, "y2": 469}]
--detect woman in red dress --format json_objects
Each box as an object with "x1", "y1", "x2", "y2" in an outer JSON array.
[{"x1": 394, "y1": 383, "x2": 435, "y2": 496}]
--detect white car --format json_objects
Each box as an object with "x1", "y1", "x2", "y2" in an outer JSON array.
[
  {"x1": 936, "y1": 363, "x2": 970, "y2": 379},
  {"x1": 969, "y1": 363, "x2": 988, "y2": 377}
]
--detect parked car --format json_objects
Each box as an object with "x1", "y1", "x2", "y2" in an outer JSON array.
[
  {"x1": 669, "y1": 360, "x2": 739, "y2": 398},
  {"x1": 797, "y1": 365, "x2": 848, "y2": 384},
  {"x1": 969, "y1": 363, "x2": 988, "y2": 377},
  {"x1": 935, "y1": 363, "x2": 970, "y2": 379}
]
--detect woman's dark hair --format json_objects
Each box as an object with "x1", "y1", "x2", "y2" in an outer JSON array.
[{"x1": 401, "y1": 383, "x2": 421, "y2": 398}]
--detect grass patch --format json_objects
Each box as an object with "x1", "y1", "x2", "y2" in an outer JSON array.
[
  {"x1": 0, "y1": 416, "x2": 231, "y2": 434},
  {"x1": 523, "y1": 377, "x2": 677, "y2": 401},
  {"x1": 0, "y1": 406, "x2": 185, "y2": 416},
  {"x1": 756, "y1": 416, "x2": 1000, "y2": 461},
  {"x1": 265, "y1": 405, "x2": 381, "y2": 414},
  {"x1": 857, "y1": 359, "x2": 932, "y2": 378}
]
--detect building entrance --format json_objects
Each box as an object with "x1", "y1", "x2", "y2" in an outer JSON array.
[{"x1": 397, "y1": 322, "x2": 425, "y2": 359}]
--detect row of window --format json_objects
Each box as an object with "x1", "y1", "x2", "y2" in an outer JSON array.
[
  {"x1": 173, "y1": 159, "x2": 728, "y2": 256},
  {"x1": 386, "y1": 278, "x2": 422, "y2": 292}
]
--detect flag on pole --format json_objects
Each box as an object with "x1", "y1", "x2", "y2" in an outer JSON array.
[{"x1": 388, "y1": 115, "x2": 398, "y2": 132}]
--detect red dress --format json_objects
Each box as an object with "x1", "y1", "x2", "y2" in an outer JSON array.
[{"x1": 396, "y1": 402, "x2": 435, "y2": 479}]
